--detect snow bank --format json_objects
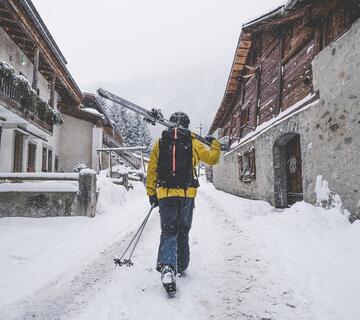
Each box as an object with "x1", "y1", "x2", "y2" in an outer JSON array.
[
  {"x1": 315, "y1": 175, "x2": 345, "y2": 214},
  {"x1": 252, "y1": 202, "x2": 360, "y2": 320},
  {"x1": 0, "y1": 177, "x2": 149, "y2": 307},
  {"x1": 96, "y1": 173, "x2": 126, "y2": 215},
  {"x1": 200, "y1": 182, "x2": 360, "y2": 320}
]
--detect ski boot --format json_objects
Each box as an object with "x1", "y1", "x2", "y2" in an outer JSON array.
[
  {"x1": 161, "y1": 265, "x2": 176, "y2": 298},
  {"x1": 177, "y1": 270, "x2": 186, "y2": 278}
]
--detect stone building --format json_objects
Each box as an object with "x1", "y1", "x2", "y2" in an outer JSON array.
[{"x1": 209, "y1": 0, "x2": 360, "y2": 218}]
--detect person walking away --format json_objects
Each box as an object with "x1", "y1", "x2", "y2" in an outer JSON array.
[{"x1": 146, "y1": 111, "x2": 221, "y2": 297}]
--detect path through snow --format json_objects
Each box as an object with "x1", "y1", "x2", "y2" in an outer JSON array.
[{"x1": 1, "y1": 181, "x2": 359, "y2": 320}]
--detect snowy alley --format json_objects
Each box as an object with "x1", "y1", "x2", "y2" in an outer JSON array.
[{"x1": 0, "y1": 179, "x2": 359, "y2": 320}]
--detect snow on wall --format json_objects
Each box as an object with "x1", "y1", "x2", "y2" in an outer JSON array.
[{"x1": 315, "y1": 175, "x2": 346, "y2": 215}]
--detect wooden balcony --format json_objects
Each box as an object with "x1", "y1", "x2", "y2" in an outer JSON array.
[{"x1": 0, "y1": 74, "x2": 54, "y2": 133}]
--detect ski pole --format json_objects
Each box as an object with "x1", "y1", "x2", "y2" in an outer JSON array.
[{"x1": 114, "y1": 204, "x2": 155, "y2": 267}]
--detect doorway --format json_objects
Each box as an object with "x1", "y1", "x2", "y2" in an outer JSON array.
[{"x1": 273, "y1": 133, "x2": 303, "y2": 208}]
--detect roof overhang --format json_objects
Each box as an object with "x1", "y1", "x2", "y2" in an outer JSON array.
[
  {"x1": 209, "y1": 0, "x2": 315, "y2": 134},
  {"x1": 0, "y1": 0, "x2": 83, "y2": 105},
  {"x1": 59, "y1": 103, "x2": 105, "y2": 126}
]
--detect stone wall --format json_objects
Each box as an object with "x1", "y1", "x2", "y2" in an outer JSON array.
[
  {"x1": 308, "y1": 18, "x2": 360, "y2": 218},
  {"x1": 0, "y1": 170, "x2": 97, "y2": 218},
  {"x1": 213, "y1": 19, "x2": 360, "y2": 218}
]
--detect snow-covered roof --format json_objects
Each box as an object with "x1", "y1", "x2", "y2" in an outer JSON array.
[
  {"x1": 209, "y1": 0, "x2": 317, "y2": 134},
  {"x1": 0, "y1": 0, "x2": 83, "y2": 103},
  {"x1": 82, "y1": 108, "x2": 104, "y2": 118}
]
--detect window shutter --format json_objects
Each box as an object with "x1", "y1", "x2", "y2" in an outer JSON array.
[
  {"x1": 237, "y1": 154, "x2": 243, "y2": 180},
  {"x1": 42, "y1": 147, "x2": 47, "y2": 172},
  {"x1": 249, "y1": 150, "x2": 256, "y2": 178}
]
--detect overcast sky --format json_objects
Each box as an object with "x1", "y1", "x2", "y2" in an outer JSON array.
[{"x1": 32, "y1": 0, "x2": 285, "y2": 88}]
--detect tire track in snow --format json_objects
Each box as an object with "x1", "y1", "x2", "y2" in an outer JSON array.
[
  {"x1": 1, "y1": 184, "x2": 315, "y2": 320},
  {"x1": 198, "y1": 185, "x2": 314, "y2": 320},
  {"x1": 0, "y1": 214, "x2": 160, "y2": 320}
]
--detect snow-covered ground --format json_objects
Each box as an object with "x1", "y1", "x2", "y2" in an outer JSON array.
[{"x1": 0, "y1": 178, "x2": 359, "y2": 320}]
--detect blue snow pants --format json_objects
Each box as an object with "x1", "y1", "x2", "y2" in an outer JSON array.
[{"x1": 156, "y1": 197, "x2": 195, "y2": 273}]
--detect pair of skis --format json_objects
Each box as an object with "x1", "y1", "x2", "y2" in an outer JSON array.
[{"x1": 97, "y1": 88, "x2": 229, "y2": 151}]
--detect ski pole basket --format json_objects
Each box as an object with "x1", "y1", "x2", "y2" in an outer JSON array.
[{"x1": 114, "y1": 204, "x2": 155, "y2": 267}]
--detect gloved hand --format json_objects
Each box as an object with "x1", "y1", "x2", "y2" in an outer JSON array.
[
  {"x1": 205, "y1": 135, "x2": 216, "y2": 143},
  {"x1": 149, "y1": 195, "x2": 159, "y2": 207}
]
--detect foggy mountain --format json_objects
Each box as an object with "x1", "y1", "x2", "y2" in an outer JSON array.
[{"x1": 86, "y1": 62, "x2": 230, "y2": 139}]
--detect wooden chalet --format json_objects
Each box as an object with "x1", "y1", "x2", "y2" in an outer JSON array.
[
  {"x1": 210, "y1": 0, "x2": 360, "y2": 143},
  {"x1": 209, "y1": 0, "x2": 360, "y2": 217}
]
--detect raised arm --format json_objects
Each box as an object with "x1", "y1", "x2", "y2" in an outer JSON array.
[
  {"x1": 146, "y1": 140, "x2": 159, "y2": 196},
  {"x1": 193, "y1": 138, "x2": 221, "y2": 166}
]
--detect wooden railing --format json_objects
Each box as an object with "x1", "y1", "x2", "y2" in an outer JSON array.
[
  {"x1": 0, "y1": 75, "x2": 53, "y2": 131},
  {"x1": 0, "y1": 76, "x2": 21, "y2": 103}
]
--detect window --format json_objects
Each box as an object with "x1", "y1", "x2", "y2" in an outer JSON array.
[
  {"x1": 48, "y1": 149, "x2": 52, "y2": 172},
  {"x1": 42, "y1": 147, "x2": 47, "y2": 172},
  {"x1": 238, "y1": 148, "x2": 256, "y2": 182},
  {"x1": 237, "y1": 153, "x2": 243, "y2": 180}
]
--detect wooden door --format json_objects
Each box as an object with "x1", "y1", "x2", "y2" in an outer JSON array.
[
  {"x1": 286, "y1": 135, "x2": 303, "y2": 205},
  {"x1": 13, "y1": 131, "x2": 24, "y2": 172},
  {"x1": 27, "y1": 144, "x2": 36, "y2": 172}
]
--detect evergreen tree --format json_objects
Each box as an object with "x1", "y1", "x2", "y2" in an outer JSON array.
[{"x1": 105, "y1": 102, "x2": 153, "y2": 153}]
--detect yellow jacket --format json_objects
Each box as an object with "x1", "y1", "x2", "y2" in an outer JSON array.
[{"x1": 146, "y1": 135, "x2": 221, "y2": 199}]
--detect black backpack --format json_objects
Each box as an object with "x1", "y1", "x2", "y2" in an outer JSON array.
[{"x1": 158, "y1": 127, "x2": 198, "y2": 189}]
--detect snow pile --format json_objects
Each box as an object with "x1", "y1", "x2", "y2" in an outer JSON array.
[
  {"x1": 251, "y1": 201, "x2": 360, "y2": 320},
  {"x1": 82, "y1": 108, "x2": 104, "y2": 119},
  {"x1": 315, "y1": 175, "x2": 345, "y2": 213},
  {"x1": 96, "y1": 173, "x2": 126, "y2": 215},
  {"x1": 201, "y1": 182, "x2": 360, "y2": 320},
  {"x1": 73, "y1": 162, "x2": 88, "y2": 173},
  {"x1": 0, "y1": 179, "x2": 149, "y2": 308}
]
